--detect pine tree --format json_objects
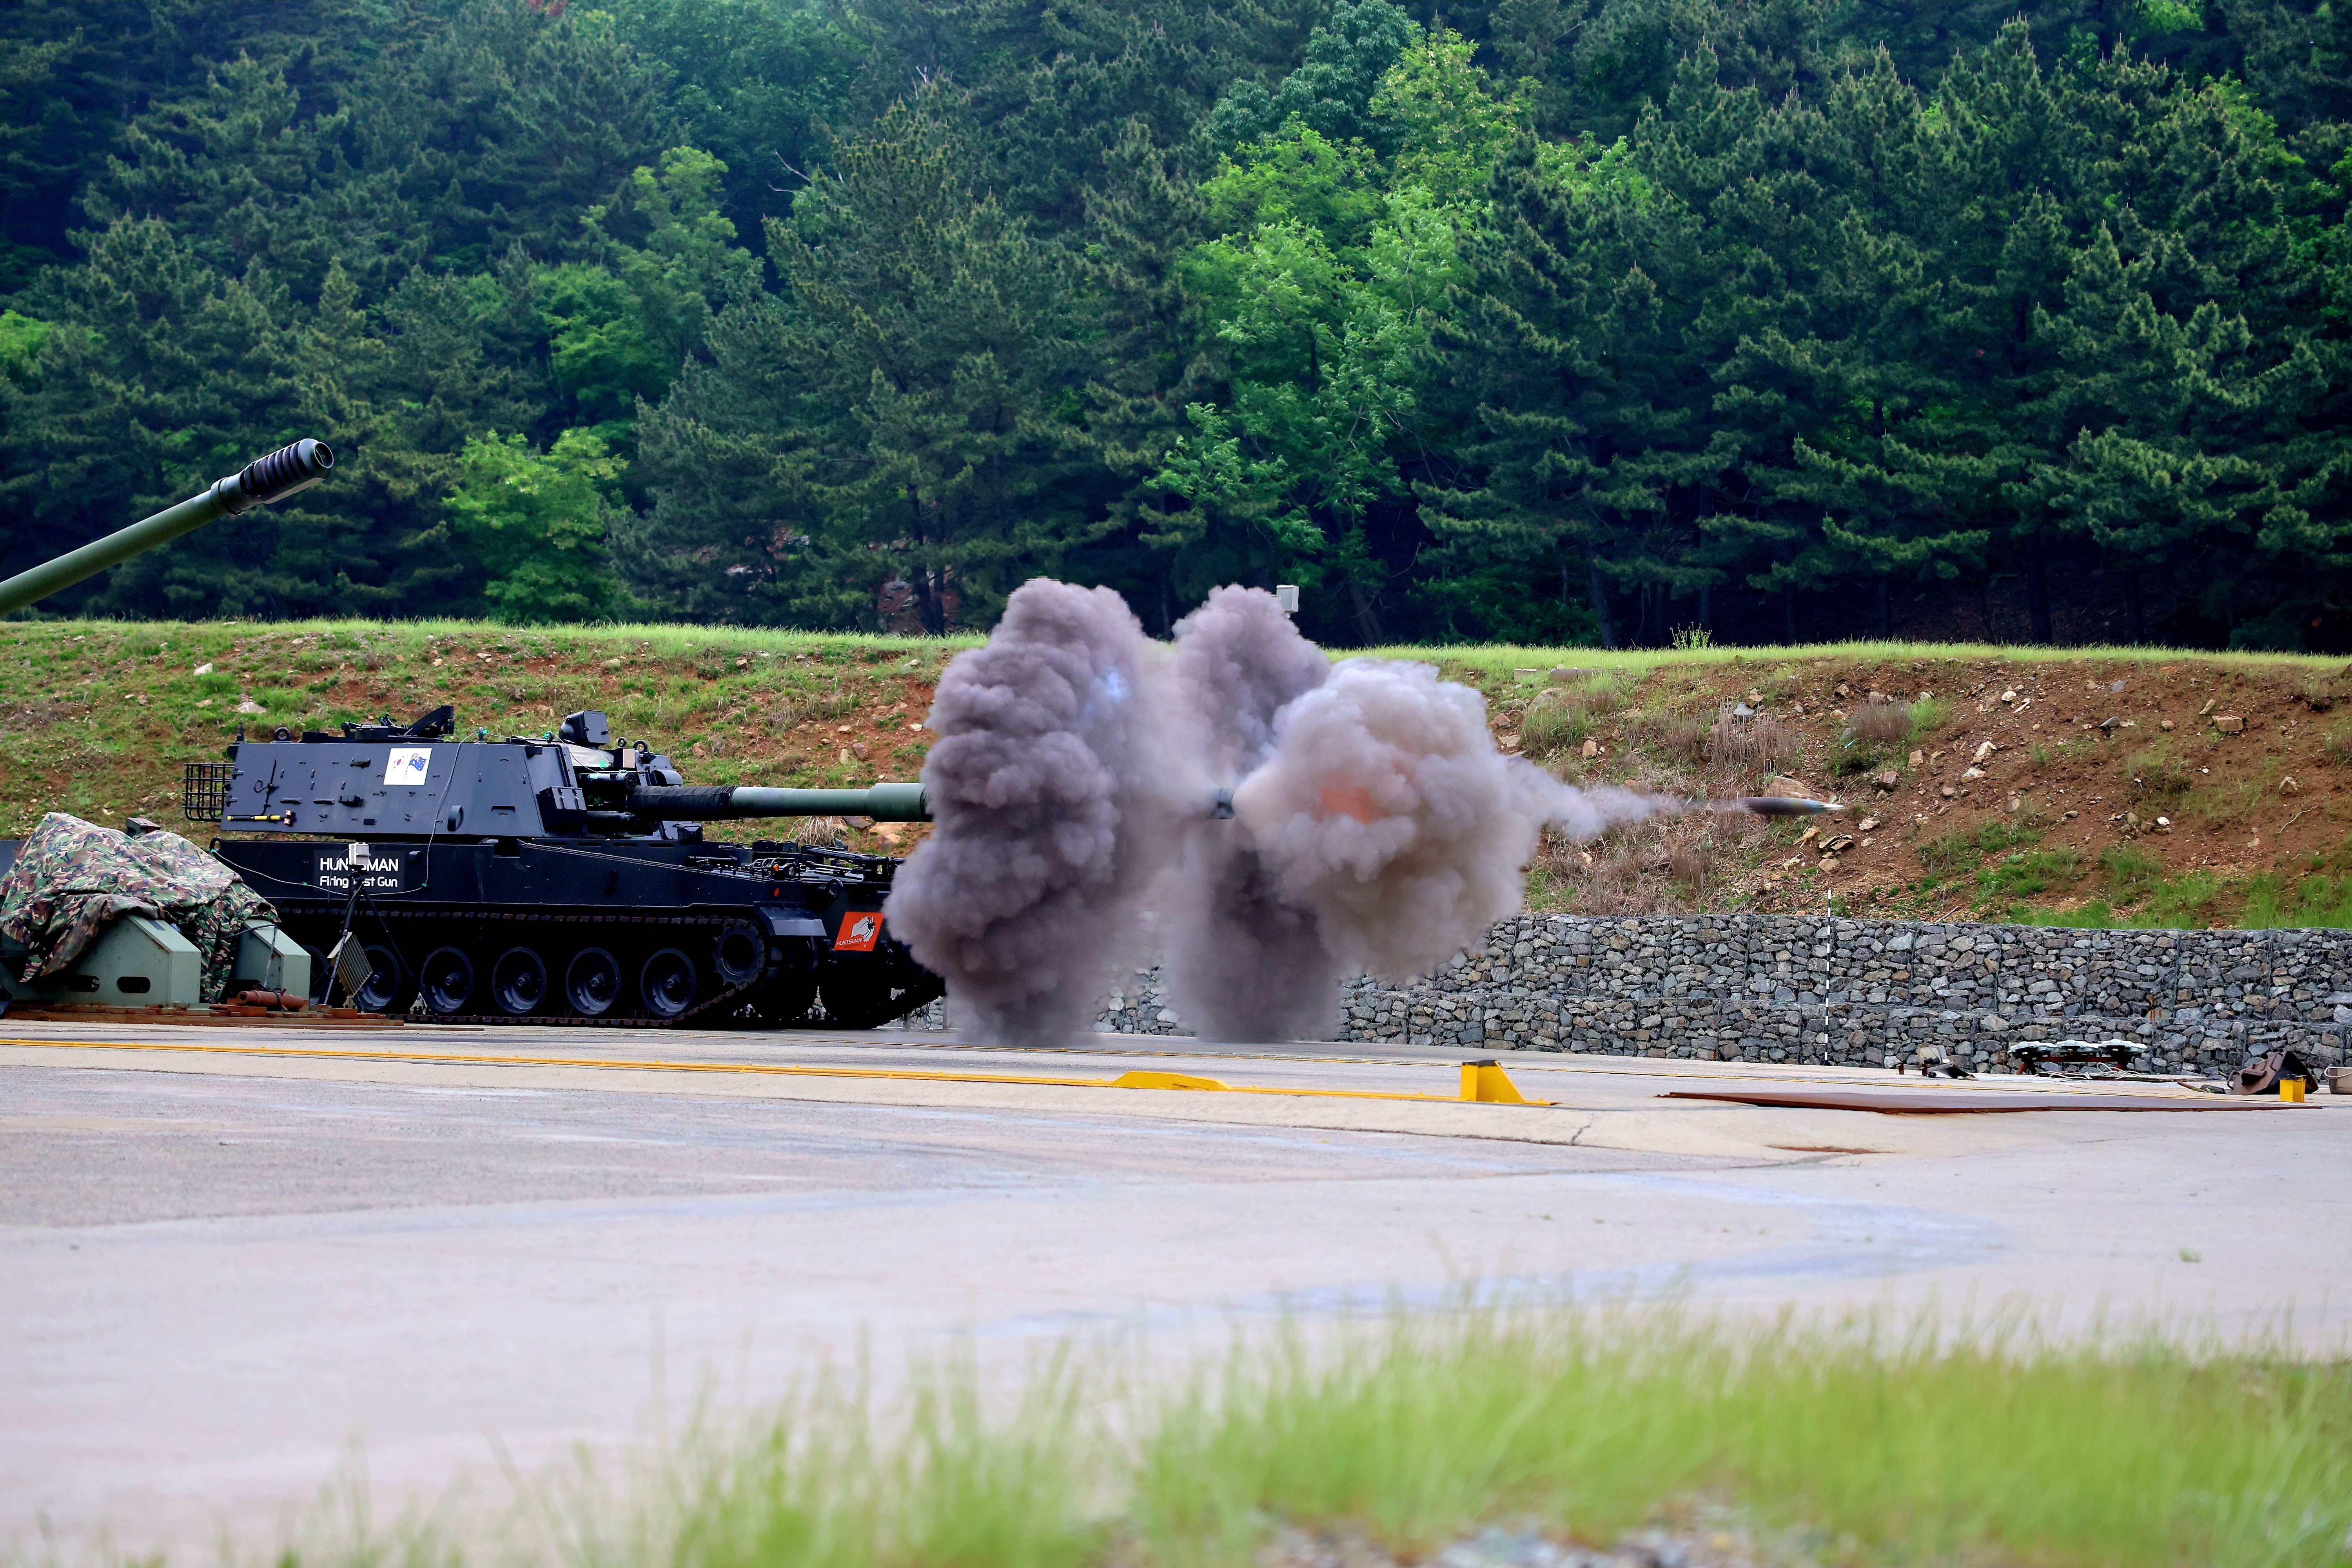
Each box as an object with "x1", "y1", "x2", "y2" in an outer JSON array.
[
  {"x1": 2023, "y1": 60, "x2": 2341, "y2": 645},
  {"x1": 1201, "y1": 0, "x2": 1421, "y2": 156},
  {"x1": 873, "y1": 0, "x2": 1322, "y2": 235},
  {"x1": 1071, "y1": 119, "x2": 1218, "y2": 632},
  {"x1": 628, "y1": 96, "x2": 1096, "y2": 630},
  {"x1": 2204, "y1": 1, "x2": 2348, "y2": 170},
  {"x1": 620, "y1": 299, "x2": 836, "y2": 625},
  {"x1": 1711, "y1": 48, "x2": 1995, "y2": 635},
  {"x1": 1422, "y1": 46, "x2": 1777, "y2": 646},
  {"x1": 597, "y1": 0, "x2": 871, "y2": 254}
]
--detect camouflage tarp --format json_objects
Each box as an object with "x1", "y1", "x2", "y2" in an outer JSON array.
[{"x1": 0, "y1": 813, "x2": 274, "y2": 1000}]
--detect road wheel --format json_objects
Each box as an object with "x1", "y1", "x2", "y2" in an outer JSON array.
[
  {"x1": 564, "y1": 947, "x2": 622, "y2": 1017},
  {"x1": 419, "y1": 946, "x2": 476, "y2": 1016},
  {"x1": 713, "y1": 922, "x2": 764, "y2": 989},
  {"x1": 352, "y1": 942, "x2": 411, "y2": 1015},
  {"x1": 640, "y1": 947, "x2": 698, "y2": 1020},
  {"x1": 491, "y1": 947, "x2": 548, "y2": 1016}
]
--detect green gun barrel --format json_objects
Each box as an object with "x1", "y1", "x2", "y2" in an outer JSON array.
[
  {"x1": 626, "y1": 782, "x2": 932, "y2": 822},
  {"x1": 622, "y1": 781, "x2": 1234, "y2": 824},
  {"x1": 0, "y1": 438, "x2": 333, "y2": 617},
  {"x1": 728, "y1": 782, "x2": 931, "y2": 821}
]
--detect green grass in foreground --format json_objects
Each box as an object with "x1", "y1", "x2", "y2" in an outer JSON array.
[{"x1": 251, "y1": 1309, "x2": 2351, "y2": 1568}]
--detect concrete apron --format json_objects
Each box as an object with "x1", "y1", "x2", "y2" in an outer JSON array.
[
  {"x1": 0, "y1": 1022, "x2": 2285, "y2": 1162},
  {"x1": 4, "y1": 1022, "x2": 2348, "y2": 1556}
]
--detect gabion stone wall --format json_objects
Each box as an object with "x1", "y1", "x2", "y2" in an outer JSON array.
[{"x1": 1085, "y1": 915, "x2": 2352, "y2": 1073}]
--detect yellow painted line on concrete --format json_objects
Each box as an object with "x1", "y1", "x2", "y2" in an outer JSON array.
[
  {"x1": 887, "y1": 1040, "x2": 2209, "y2": 1097},
  {"x1": 3, "y1": 1032, "x2": 2202, "y2": 1102},
  {"x1": 0, "y1": 1038, "x2": 1553, "y2": 1107},
  {"x1": 836, "y1": 1044, "x2": 2215, "y2": 1103}
]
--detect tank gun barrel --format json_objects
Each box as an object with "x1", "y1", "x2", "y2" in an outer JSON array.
[
  {"x1": 620, "y1": 782, "x2": 1238, "y2": 824},
  {"x1": 625, "y1": 782, "x2": 932, "y2": 822},
  {"x1": 0, "y1": 438, "x2": 332, "y2": 617}
]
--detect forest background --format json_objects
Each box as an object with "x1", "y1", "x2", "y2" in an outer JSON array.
[{"x1": 2, "y1": 0, "x2": 2349, "y2": 651}]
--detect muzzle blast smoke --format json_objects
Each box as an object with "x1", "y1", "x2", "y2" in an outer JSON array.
[{"x1": 886, "y1": 581, "x2": 1832, "y2": 1045}]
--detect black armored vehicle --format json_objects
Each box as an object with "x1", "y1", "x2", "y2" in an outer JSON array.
[
  {"x1": 2, "y1": 436, "x2": 940, "y2": 1029},
  {"x1": 189, "y1": 706, "x2": 941, "y2": 1027}
]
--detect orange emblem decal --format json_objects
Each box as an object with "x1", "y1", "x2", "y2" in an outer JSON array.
[{"x1": 833, "y1": 912, "x2": 882, "y2": 952}]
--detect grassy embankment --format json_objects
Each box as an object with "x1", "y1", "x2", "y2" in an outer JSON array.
[
  {"x1": 1370, "y1": 639, "x2": 2352, "y2": 676},
  {"x1": 252, "y1": 1309, "x2": 2349, "y2": 1568},
  {"x1": 1445, "y1": 644, "x2": 2352, "y2": 929},
  {"x1": 0, "y1": 620, "x2": 978, "y2": 854},
  {"x1": 11, "y1": 620, "x2": 2352, "y2": 927}
]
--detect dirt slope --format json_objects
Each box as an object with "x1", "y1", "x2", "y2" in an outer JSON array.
[
  {"x1": 6, "y1": 622, "x2": 2347, "y2": 928},
  {"x1": 1480, "y1": 652, "x2": 2352, "y2": 926}
]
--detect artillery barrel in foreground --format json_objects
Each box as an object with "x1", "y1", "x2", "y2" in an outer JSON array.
[{"x1": 0, "y1": 438, "x2": 333, "y2": 617}]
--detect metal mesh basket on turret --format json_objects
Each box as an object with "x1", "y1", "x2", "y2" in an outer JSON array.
[{"x1": 181, "y1": 762, "x2": 231, "y2": 822}]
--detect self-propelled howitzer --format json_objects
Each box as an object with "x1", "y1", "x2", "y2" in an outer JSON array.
[{"x1": 191, "y1": 707, "x2": 942, "y2": 1027}]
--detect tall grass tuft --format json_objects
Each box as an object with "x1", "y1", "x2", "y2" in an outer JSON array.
[
  {"x1": 2242, "y1": 872, "x2": 2352, "y2": 928},
  {"x1": 1918, "y1": 817, "x2": 2043, "y2": 877},
  {"x1": 1520, "y1": 679, "x2": 1626, "y2": 759},
  {"x1": 1844, "y1": 702, "x2": 1913, "y2": 747},
  {"x1": 157, "y1": 1309, "x2": 2352, "y2": 1568},
  {"x1": 582, "y1": 1358, "x2": 1103, "y2": 1568},
  {"x1": 1706, "y1": 711, "x2": 1799, "y2": 775},
  {"x1": 1628, "y1": 711, "x2": 1711, "y2": 765},
  {"x1": 1907, "y1": 694, "x2": 1953, "y2": 734},
  {"x1": 1128, "y1": 1309, "x2": 2352, "y2": 1568}
]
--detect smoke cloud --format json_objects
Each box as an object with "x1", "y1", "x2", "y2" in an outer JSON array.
[
  {"x1": 1231, "y1": 659, "x2": 1664, "y2": 982},
  {"x1": 889, "y1": 579, "x2": 1670, "y2": 1045},
  {"x1": 885, "y1": 580, "x2": 1198, "y2": 1045},
  {"x1": 1161, "y1": 587, "x2": 1338, "y2": 1043}
]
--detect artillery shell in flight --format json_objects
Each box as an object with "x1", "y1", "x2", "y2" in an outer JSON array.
[{"x1": 1719, "y1": 795, "x2": 1846, "y2": 817}]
